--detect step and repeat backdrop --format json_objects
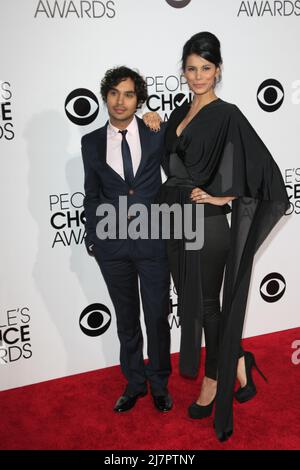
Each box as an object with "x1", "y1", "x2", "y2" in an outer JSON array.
[{"x1": 1, "y1": 0, "x2": 299, "y2": 390}]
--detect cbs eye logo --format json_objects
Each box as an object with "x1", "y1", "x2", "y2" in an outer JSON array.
[
  {"x1": 79, "y1": 303, "x2": 111, "y2": 336},
  {"x1": 65, "y1": 88, "x2": 99, "y2": 125},
  {"x1": 260, "y1": 272, "x2": 286, "y2": 303},
  {"x1": 257, "y1": 79, "x2": 284, "y2": 112},
  {"x1": 165, "y1": 0, "x2": 191, "y2": 7}
]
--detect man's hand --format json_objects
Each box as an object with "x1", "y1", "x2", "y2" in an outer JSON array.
[
  {"x1": 190, "y1": 187, "x2": 236, "y2": 206},
  {"x1": 143, "y1": 112, "x2": 162, "y2": 132}
]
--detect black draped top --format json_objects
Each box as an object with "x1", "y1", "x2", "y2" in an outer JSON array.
[{"x1": 162, "y1": 99, "x2": 232, "y2": 217}]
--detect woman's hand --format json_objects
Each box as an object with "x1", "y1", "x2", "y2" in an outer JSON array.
[
  {"x1": 190, "y1": 187, "x2": 236, "y2": 206},
  {"x1": 143, "y1": 111, "x2": 162, "y2": 132}
]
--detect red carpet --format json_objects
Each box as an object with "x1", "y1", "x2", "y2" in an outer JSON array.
[{"x1": 1, "y1": 327, "x2": 300, "y2": 450}]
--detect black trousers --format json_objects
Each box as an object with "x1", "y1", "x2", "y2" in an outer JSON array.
[
  {"x1": 167, "y1": 213, "x2": 244, "y2": 381},
  {"x1": 93, "y1": 244, "x2": 171, "y2": 397}
]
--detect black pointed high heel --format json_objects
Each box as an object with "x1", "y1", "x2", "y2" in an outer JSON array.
[
  {"x1": 235, "y1": 351, "x2": 268, "y2": 403},
  {"x1": 188, "y1": 397, "x2": 216, "y2": 419}
]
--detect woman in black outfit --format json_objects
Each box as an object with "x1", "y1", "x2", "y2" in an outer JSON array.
[
  {"x1": 163, "y1": 98, "x2": 245, "y2": 410},
  {"x1": 144, "y1": 31, "x2": 289, "y2": 441}
]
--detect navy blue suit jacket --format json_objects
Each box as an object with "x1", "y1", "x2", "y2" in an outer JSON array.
[{"x1": 81, "y1": 116, "x2": 167, "y2": 260}]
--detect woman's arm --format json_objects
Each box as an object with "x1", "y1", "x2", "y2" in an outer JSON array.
[
  {"x1": 190, "y1": 187, "x2": 237, "y2": 206},
  {"x1": 142, "y1": 111, "x2": 162, "y2": 131}
]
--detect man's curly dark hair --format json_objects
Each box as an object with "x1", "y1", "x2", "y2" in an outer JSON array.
[{"x1": 100, "y1": 66, "x2": 148, "y2": 109}]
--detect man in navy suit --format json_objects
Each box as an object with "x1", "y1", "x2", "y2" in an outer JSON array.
[{"x1": 81, "y1": 67, "x2": 172, "y2": 412}]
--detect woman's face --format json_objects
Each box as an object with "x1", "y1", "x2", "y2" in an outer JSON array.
[{"x1": 184, "y1": 53, "x2": 220, "y2": 96}]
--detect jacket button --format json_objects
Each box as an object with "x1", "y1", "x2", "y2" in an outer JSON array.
[{"x1": 128, "y1": 189, "x2": 134, "y2": 195}]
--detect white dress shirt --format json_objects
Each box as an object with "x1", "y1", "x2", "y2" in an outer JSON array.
[{"x1": 106, "y1": 116, "x2": 142, "y2": 179}]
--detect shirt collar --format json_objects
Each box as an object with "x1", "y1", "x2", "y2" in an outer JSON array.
[{"x1": 108, "y1": 115, "x2": 138, "y2": 136}]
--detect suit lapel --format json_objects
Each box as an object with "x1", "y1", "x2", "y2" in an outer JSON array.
[
  {"x1": 94, "y1": 117, "x2": 152, "y2": 185},
  {"x1": 134, "y1": 116, "x2": 152, "y2": 182},
  {"x1": 95, "y1": 122, "x2": 127, "y2": 185},
  {"x1": 95, "y1": 123, "x2": 107, "y2": 163}
]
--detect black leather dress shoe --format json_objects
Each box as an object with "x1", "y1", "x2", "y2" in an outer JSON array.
[
  {"x1": 113, "y1": 391, "x2": 147, "y2": 412},
  {"x1": 152, "y1": 394, "x2": 173, "y2": 412}
]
